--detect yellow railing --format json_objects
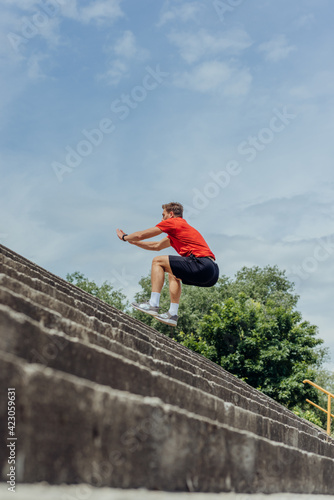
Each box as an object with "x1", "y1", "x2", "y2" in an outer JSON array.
[{"x1": 303, "y1": 379, "x2": 334, "y2": 436}]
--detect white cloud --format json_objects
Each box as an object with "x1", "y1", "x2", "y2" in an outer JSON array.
[
  {"x1": 231, "y1": 194, "x2": 334, "y2": 243},
  {"x1": 113, "y1": 30, "x2": 149, "y2": 60},
  {"x1": 169, "y1": 28, "x2": 252, "y2": 64},
  {"x1": 59, "y1": 0, "x2": 123, "y2": 25},
  {"x1": 173, "y1": 60, "x2": 252, "y2": 95},
  {"x1": 1, "y1": 0, "x2": 133, "y2": 89},
  {"x1": 26, "y1": 52, "x2": 48, "y2": 79},
  {"x1": 290, "y1": 70, "x2": 334, "y2": 102},
  {"x1": 77, "y1": 0, "x2": 123, "y2": 25},
  {"x1": 0, "y1": 2, "x2": 63, "y2": 56},
  {"x1": 2, "y1": 0, "x2": 124, "y2": 29},
  {"x1": 258, "y1": 34, "x2": 296, "y2": 62},
  {"x1": 174, "y1": 60, "x2": 231, "y2": 92},
  {"x1": 101, "y1": 59, "x2": 128, "y2": 86},
  {"x1": 223, "y1": 67, "x2": 252, "y2": 97},
  {"x1": 0, "y1": 0, "x2": 124, "y2": 75},
  {"x1": 158, "y1": 1, "x2": 204, "y2": 26},
  {"x1": 294, "y1": 13, "x2": 315, "y2": 29},
  {"x1": 1, "y1": 0, "x2": 39, "y2": 8},
  {"x1": 99, "y1": 31, "x2": 150, "y2": 86},
  {"x1": 289, "y1": 86, "x2": 312, "y2": 100}
]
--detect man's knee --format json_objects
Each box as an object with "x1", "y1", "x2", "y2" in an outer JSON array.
[
  {"x1": 153, "y1": 255, "x2": 164, "y2": 265},
  {"x1": 168, "y1": 272, "x2": 181, "y2": 282},
  {"x1": 152, "y1": 255, "x2": 169, "y2": 268}
]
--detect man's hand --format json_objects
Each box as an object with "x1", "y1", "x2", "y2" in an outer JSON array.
[{"x1": 116, "y1": 229, "x2": 127, "y2": 241}]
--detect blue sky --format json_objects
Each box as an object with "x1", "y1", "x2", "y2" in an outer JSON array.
[{"x1": 1, "y1": 0, "x2": 334, "y2": 369}]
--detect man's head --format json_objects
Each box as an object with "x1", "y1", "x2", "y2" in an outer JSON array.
[{"x1": 162, "y1": 202, "x2": 183, "y2": 219}]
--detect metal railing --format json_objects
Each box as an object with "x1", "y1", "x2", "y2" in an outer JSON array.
[{"x1": 303, "y1": 379, "x2": 334, "y2": 436}]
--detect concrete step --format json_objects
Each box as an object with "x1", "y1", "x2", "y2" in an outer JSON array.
[
  {"x1": 1, "y1": 484, "x2": 334, "y2": 500},
  {"x1": 1, "y1": 302, "x2": 332, "y2": 458},
  {"x1": 0, "y1": 274, "x2": 328, "y2": 445},
  {"x1": 1, "y1": 351, "x2": 334, "y2": 494}
]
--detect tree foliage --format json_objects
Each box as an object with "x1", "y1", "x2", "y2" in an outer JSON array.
[
  {"x1": 196, "y1": 295, "x2": 324, "y2": 408},
  {"x1": 227, "y1": 265, "x2": 299, "y2": 308},
  {"x1": 66, "y1": 271, "x2": 128, "y2": 311}
]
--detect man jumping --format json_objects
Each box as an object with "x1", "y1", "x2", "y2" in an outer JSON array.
[{"x1": 116, "y1": 202, "x2": 219, "y2": 327}]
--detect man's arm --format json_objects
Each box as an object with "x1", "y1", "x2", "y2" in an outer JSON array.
[
  {"x1": 116, "y1": 227, "x2": 170, "y2": 251},
  {"x1": 116, "y1": 226, "x2": 162, "y2": 242},
  {"x1": 130, "y1": 236, "x2": 171, "y2": 251}
]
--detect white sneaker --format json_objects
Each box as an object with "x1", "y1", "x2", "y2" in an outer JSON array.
[
  {"x1": 131, "y1": 301, "x2": 159, "y2": 316},
  {"x1": 156, "y1": 312, "x2": 178, "y2": 327}
]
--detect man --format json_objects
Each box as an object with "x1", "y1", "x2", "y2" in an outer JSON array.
[{"x1": 116, "y1": 202, "x2": 219, "y2": 327}]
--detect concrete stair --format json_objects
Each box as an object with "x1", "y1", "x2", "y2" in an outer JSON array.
[{"x1": 0, "y1": 243, "x2": 334, "y2": 494}]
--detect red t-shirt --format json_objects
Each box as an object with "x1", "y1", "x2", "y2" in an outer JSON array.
[{"x1": 156, "y1": 217, "x2": 215, "y2": 259}]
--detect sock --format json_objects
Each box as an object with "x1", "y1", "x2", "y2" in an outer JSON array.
[
  {"x1": 149, "y1": 292, "x2": 160, "y2": 307},
  {"x1": 169, "y1": 303, "x2": 179, "y2": 316}
]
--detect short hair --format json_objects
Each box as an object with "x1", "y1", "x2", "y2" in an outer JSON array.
[{"x1": 162, "y1": 202, "x2": 183, "y2": 218}]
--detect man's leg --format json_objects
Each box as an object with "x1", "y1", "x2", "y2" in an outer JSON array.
[
  {"x1": 132, "y1": 256, "x2": 173, "y2": 314},
  {"x1": 152, "y1": 261, "x2": 181, "y2": 327},
  {"x1": 133, "y1": 256, "x2": 181, "y2": 323},
  {"x1": 168, "y1": 273, "x2": 182, "y2": 304},
  {"x1": 151, "y1": 255, "x2": 174, "y2": 293},
  {"x1": 151, "y1": 256, "x2": 181, "y2": 318}
]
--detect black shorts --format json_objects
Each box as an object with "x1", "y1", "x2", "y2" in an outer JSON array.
[{"x1": 169, "y1": 254, "x2": 219, "y2": 287}]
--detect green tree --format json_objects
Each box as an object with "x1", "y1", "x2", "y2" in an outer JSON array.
[
  {"x1": 227, "y1": 265, "x2": 299, "y2": 308},
  {"x1": 197, "y1": 294, "x2": 325, "y2": 408},
  {"x1": 66, "y1": 271, "x2": 128, "y2": 311}
]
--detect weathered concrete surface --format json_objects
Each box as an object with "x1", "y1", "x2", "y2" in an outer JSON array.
[
  {"x1": 0, "y1": 484, "x2": 334, "y2": 500},
  {"x1": 0, "y1": 270, "x2": 328, "y2": 444},
  {"x1": 1, "y1": 352, "x2": 334, "y2": 494},
  {"x1": 1, "y1": 243, "x2": 334, "y2": 494},
  {"x1": 0, "y1": 302, "x2": 332, "y2": 458}
]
